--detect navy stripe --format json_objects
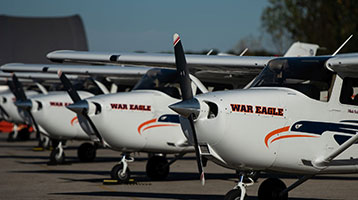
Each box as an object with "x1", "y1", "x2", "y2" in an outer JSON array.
[
  {"x1": 291, "y1": 121, "x2": 358, "y2": 145},
  {"x1": 158, "y1": 114, "x2": 180, "y2": 124},
  {"x1": 291, "y1": 121, "x2": 358, "y2": 135}
]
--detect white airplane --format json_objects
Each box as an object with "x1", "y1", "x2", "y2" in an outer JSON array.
[
  {"x1": 60, "y1": 67, "x2": 209, "y2": 181},
  {"x1": 167, "y1": 34, "x2": 358, "y2": 200}
]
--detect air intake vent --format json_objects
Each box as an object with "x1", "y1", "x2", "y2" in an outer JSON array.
[{"x1": 205, "y1": 101, "x2": 218, "y2": 119}]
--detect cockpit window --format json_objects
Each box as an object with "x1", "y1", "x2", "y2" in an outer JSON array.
[
  {"x1": 132, "y1": 68, "x2": 181, "y2": 99},
  {"x1": 251, "y1": 57, "x2": 335, "y2": 101},
  {"x1": 340, "y1": 77, "x2": 358, "y2": 105}
]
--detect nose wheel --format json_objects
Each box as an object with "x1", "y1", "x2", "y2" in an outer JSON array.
[
  {"x1": 224, "y1": 173, "x2": 252, "y2": 200},
  {"x1": 38, "y1": 134, "x2": 50, "y2": 149},
  {"x1": 49, "y1": 141, "x2": 65, "y2": 164},
  {"x1": 110, "y1": 154, "x2": 133, "y2": 183}
]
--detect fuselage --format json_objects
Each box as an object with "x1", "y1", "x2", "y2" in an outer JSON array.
[
  {"x1": 85, "y1": 90, "x2": 193, "y2": 153},
  {"x1": 194, "y1": 75, "x2": 358, "y2": 175},
  {"x1": 29, "y1": 91, "x2": 94, "y2": 140},
  {"x1": 0, "y1": 90, "x2": 38, "y2": 124}
]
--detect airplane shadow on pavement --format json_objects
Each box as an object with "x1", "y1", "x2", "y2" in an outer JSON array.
[{"x1": 49, "y1": 191, "x2": 330, "y2": 200}]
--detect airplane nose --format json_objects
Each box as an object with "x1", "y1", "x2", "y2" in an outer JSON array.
[
  {"x1": 169, "y1": 98, "x2": 200, "y2": 119},
  {"x1": 15, "y1": 99, "x2": 32, "y2": 110},
  {"x1": 66, "y1": 100, "x2": 89, "y2": 114}
]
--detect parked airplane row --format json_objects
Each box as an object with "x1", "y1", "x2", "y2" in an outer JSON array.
[{"x1": 2, "y1": 34, "x2": 357, "y2": 200}]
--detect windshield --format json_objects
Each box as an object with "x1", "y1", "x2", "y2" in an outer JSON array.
[
  {"x1": 251, "y1": 57, "x2": 335, "y2": 101},
  {"x1": 132, "y1": 68, "x2": 181, "y2": 99}
]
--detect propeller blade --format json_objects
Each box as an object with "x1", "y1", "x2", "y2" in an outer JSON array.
[
  {"x1": 11, "y1": 75, "x2": 41, "y2": 138},
  {"x1": 173, "y1": 33, "x2": 193, "y2": 101},
  {"x1": 173, "y1": 33, "x2": 205, "y2": 185},
  {"x1": 58, "y1": 71, "x2": 104, "y2": 145},
  {"x1": 58, "y1": 70, "x2": 81, "y2": 103}
]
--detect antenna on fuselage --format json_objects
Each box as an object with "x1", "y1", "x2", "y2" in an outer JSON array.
[{"x1": 332, "y1": 34, "x2": 353, "y2": 56}]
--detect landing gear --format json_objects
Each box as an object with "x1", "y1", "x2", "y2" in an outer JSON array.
[
  {"x1": 224, "y1": 189, "x2": 242, "y2": 200},
  {"x1": 258, "y1": 178, "x2": 287, "y2": 200},
  {"x1": 225, "y1": 173, "x2": 314, "y2": 200},
  {"x1": 49, "y1": 141, "x2": 65, "y2": 164},
  {"x1": 37, "y1": 134, "x2": 50, "y2": 149},
  {"x1": 146, "y1": 155, "x2": 170, "y2": 180},
  {"x1": 110, "y1": 154, "x2": 134, "y2": 182},
  {"x1": 77, "y1": 142, "x2": 97, "y2": 162},
  {"x1": 224, "y1": 173, "x2": 253, "y2": 200},
  {"x1": 109, "y1": 153, "x2": 185, "y2": 182}
]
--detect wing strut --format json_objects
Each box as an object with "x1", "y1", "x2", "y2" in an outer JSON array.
[{"x1": 313, "y1": 132, "x2": 358, "y2": 167}]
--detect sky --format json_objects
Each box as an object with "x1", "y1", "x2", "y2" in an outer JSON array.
[{"x1": 0, "y1": 0, "x2": 270, "y2": 53}]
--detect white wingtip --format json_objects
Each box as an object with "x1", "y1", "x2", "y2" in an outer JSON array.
[{"x1": 173, "y1": 33, "x2": 180, "y2": 46}]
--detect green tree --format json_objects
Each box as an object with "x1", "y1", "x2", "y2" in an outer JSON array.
[{"x1": 261, "y1": 0, "x2": 358, "y2": 54}]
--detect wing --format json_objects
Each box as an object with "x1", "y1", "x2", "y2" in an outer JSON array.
[
  {"x1": 325, "y1": 53, "x2": 358, "y2": 77},
  {"x1": 1, "y1": 63, "x2": 152, "y2": 88},
  {"x1": 0, "y1": 71, "x2": 79, "y2": 80},
  {"x1": 47, "y1": 50, "x2": 271, "y2": 69},
  {"x1": 1, "y1": 63, "x2": 151, "y2": 76},
  {"x1": 47, "y1": 51, "x2": 273, "y2": 88}
]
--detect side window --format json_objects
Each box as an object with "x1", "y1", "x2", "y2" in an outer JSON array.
[{"x1": 340, "y1": 77, "x2": 358, "y2": 105}]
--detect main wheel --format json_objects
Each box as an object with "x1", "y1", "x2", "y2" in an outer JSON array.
[
  {"x1": 146, "y1": 156, "x2": 169, "y2": 180},
  {"x1": 258, "y1": 178, "x2": 288, "y2": 200},
  {"x1": 77, "y1": 143, "x2": 96, "y2": 162},
  {"x1": 110, "y1": 163, "x2": 130, "y2": 182},
  {"x1": 17, "y1": 127, "x2": 31, "y2": 141},
  {"x1": 49, "y1": 148, "x2": 65, "y2": 164},
  {"x1": 224, "y1": 189, "x2": 243, "y2": 200}
]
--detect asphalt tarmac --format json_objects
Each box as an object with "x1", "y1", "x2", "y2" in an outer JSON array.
[{"x1": 1, "y1": 132, "x2": 358, "y2": 200}]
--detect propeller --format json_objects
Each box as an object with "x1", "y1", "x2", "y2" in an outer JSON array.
[
  {"x1": 11, "y1": 74, "x2": 40, "y2": 138},
  {"x1": 169, "y1": 33, "x2": 205, "y2": 185},
  {"x1": 58, "y1": 70, "x2": 104, "y2": 144}
]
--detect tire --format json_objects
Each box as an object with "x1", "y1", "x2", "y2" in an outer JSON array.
[
  {"x1": 146, "y1": 156, "x2": 169, "y2": 181},
  {"x1": 110, "y1": 163, "x2": 130, "y2": 182},
  {"x1": 17, "y1": 128, "x2": 30, "y2": 141},
  {"x1": 77, "y1": 143, "x2": 96, "y2": 162},
  {"x1": 224, "y1": 189, "x2": 242, "y2": 200},
  {"x1": 258, "y1": 178, "x2": 288, "y2": 200},
  {"x1": 49, "y1": 148, "x2": 65, "y2": 164}
]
